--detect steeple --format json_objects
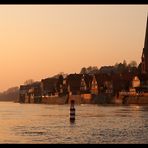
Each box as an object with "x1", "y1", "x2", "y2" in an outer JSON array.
[
  {"x1": 143, "y1": 14, "x2": 148, "y2": 54},
  {"x1": 141, "y1": 14, "x2": 148, "y2": 74}
]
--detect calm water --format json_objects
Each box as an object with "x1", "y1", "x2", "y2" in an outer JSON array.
[{"x1": 0, "y1": 102, "x2": 147, "y2": 144}]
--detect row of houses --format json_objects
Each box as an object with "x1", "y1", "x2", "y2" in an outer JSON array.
[{"x1": 19, "y1": 72, "x2": 148, "y2": 104}]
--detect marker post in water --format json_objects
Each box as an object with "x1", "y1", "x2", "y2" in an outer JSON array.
[{"x1": 70, "y1": 100, "x2": 75, "y2": 123}]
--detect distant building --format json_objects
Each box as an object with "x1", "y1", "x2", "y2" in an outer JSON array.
[
  {"x1": 28, "y1": 82, "x2": 42, "y2": 103},
  {"x1": 41, "y1": 77, "x2": 59, "y2": 97},
  {"x1": 81, "y1": 74, "x2": 93, "y2": 94},
  {"x1": 132, "y1": 76, "x2": 140, "y2": 88},
  {"x1": 80, "y1": 74, "x2": 93, "y2": 103},
  {"x1": 19, "y1": 85, "x2": 30, "y2": 103},
  {"x1": 112, "y1": 72, "x2": 134, "y2": 95},
  {"x1": 91, "y1": 75, "x2": 98, "y2": 95},
  {"x1": 90, "y1": 73, "x2": 113, "y2": 96}
]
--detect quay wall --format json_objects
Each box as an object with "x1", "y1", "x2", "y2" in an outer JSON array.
[
  {"x1": 41, "y1": 96, "x2": 67, "y2": 105},
  {"x1": 21, "y1": 94, "x2": 148, "y2": 105},
  {"x1": 114, "y1": 95, "x2": 148, "y2": 105}
]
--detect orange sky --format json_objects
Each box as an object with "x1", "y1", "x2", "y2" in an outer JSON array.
[{"x1": 0, "y1": 5, "x2": 148, "y2": 92}]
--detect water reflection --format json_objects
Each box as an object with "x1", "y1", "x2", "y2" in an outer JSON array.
[
  {"x1": 0, "y1": 102, "x2": 147, "y2": 144},
  {"x1": 70, "y1": 120, "x2": 76, "y2": 125}
]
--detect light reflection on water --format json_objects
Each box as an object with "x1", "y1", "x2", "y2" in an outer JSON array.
[{"x1": 0, "y1": 102, "x2": 147, "y2": 144}]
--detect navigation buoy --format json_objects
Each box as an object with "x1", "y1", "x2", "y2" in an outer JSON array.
[{"x1": 70, "y1": 100, "x2": 75, "y2": 123}]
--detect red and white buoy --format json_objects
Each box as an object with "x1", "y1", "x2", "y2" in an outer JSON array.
[{"x1": 70, "y1": 100, "x2": 75, "y2": 123}]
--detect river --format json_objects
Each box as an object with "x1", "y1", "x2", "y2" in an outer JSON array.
[{"x1": 0, "y1": 102, "x2": 147, "y2": 144}]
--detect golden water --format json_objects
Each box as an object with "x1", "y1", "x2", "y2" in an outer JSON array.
[{"x1": 0, "y1": 102, "x2": 147, "y2": 144}]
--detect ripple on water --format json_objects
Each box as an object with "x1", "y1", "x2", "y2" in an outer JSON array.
[{"x1": 0, "y1": 102, "x2": 148, "y2": 144}]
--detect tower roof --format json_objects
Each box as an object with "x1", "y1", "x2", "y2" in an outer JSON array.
[{"x1": 143, "y1": 14, "x2": 148, "y2": 54}]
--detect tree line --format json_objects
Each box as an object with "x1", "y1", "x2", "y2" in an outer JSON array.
[
  {"x1": 80, "y1": 60, "x2": 139, "y2": 75},
  {"x1": 0, "y1": 60, "x2": 139, "y2": 101}
]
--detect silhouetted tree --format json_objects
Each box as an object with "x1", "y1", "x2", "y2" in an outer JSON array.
[
  {"x1": 128, "y1": 60, "x2": 137, "y2": 67},
  {"x1": 80, "y1": 67, "x2": 87, "y2": 74},
  {"x1": 24, "y1": 79, "x2": 34, "y2": 85},
  {"x1": 0, "y1": 86, "x2": 19, "y2": 101},
  {"x1": 99, "y1": 66, "x2": 115, "y2": 74},
  {"x1": 123, "y1": 60, "x2": 127, "y2": 67},
  {"x1": 79, "y1": 60, "x2": 138, "y2": 76},
  {"x1": 87, "y1": 66, "x2": 93, "y2": 73},
  {"x1": 6, "y1": 87, "x2": 19, "y2": 94},
  {"x1": 58, "y1": 75, "x2": 64, "y2": 84},
  {"x1": 116, "y1": 63, "x2": 126, "y2": 73},
  {"x1": 53, "y1": 72, "x2": 68, "y2": 78},
  {"x1": 114, "y1": 62, "x2": 119, "y2": 68}
]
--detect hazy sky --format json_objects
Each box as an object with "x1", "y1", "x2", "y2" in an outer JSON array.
[{"x1": 0, "y1": 5, "x2": 148, "y2": 91}]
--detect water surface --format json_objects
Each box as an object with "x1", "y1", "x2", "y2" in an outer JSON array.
[{"x1": 0, "y1": 102, "x2": 147, "y2": 144}]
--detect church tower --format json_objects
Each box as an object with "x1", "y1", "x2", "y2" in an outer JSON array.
[{"x1": 141, "y1": 15, "x2": 148, "y2": 74}]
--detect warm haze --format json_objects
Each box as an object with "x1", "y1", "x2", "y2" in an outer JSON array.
[{"x1": 0, "y1": 5, "x2": 148, "y2": 92}]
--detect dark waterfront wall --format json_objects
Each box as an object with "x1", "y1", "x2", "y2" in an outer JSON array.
[
  {"x1": 41, "y1": 96, "x2": 67, "y2": 105},
  {"x1": 122, "y1": 96, "x2": 148, "y2": 105},
  {"x1": 92, "y1": 93, "x2": 114, "y2": 104},
  {"x1": 21, "y1": 93, "x2": 114, "y2": 105},
  {"x1": 114, "y1": 95, "x2": 148, "y2": 105}
]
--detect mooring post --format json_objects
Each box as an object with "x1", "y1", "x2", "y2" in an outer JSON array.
[{"x1": 70, "y1": 100, "x2": 75, "y2": 123}]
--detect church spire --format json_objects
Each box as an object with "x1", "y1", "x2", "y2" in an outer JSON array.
[
  {"x1": 144, "y1": 14, "x2": 148, "y2": 52},
  {"x1": 141, "y1": 13, "x2": 148, "y2": 74}
]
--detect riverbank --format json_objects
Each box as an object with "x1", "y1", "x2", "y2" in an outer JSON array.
[
  {"x1": 19, "y1": 93, "x2": 148, "y2": 105},
  {"x1": 41, "y1": 96, "x2": 67, "y2": 105},
  {"x1": 113, "y1": 95, "x2": 148, "y2": 105}
]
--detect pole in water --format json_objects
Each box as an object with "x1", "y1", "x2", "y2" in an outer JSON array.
[{"x1": 70, "y1": 100, "x2": 75, "y2": 123}]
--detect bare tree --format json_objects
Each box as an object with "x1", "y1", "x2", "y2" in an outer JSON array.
[
  {"x1": 128, "y1": 61, "x2": 137, "y2": 67},
  {"x1": 123, "y1": 60, "x2": 127, "y2": 67},
  {"x1": 24, "y1": 79, "x2": 34, "y2": 85},
  {"x1": 80, "y1": 67, "x2": 87, "y2": 74}
]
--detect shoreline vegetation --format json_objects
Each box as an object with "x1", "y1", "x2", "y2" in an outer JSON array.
[{"x1": 0, "y1": 87, "x2": 19, "y2": 102}]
